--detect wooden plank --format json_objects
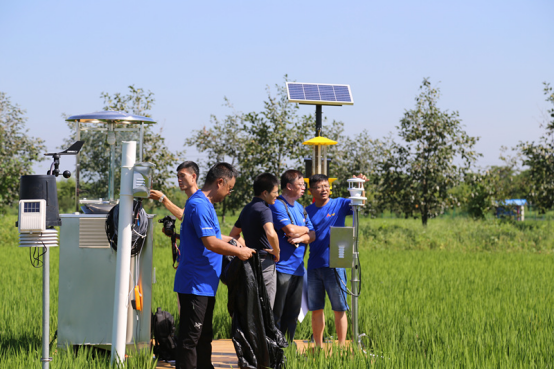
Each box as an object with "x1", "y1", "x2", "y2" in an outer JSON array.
[{"x1": 155, "y1": 339, "x2": 351, "y2": 368}]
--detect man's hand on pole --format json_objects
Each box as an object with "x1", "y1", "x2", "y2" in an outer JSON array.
[
  {"x1": 353, "y1": 173, "x2": 369, "y2": 182},
  {"x1": 149, "y1": 189, "x2": 164, "y2": 201},
  {"x1": 149, "y1": 189, "x2": 184, "y2": 221}
]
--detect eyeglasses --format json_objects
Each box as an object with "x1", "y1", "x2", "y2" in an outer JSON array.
[
  {"x1": 223, "y1": 179, "x2": 234, "y2": 194},
  {"x1": 270, "y1": 190, "x2": 279, "y2": 195},
  {"x1": 311, "y1": 185, "x2": 330, "y2": 191}
]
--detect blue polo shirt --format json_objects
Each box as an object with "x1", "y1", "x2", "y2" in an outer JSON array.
[
  {"x1": 305, "y1": 198, "x2": 352, "y2": 270},
  {"x1": 174, "y1": 189, "x2": 222, "y2": 296},
  {"x1": 269, "y1": 195, "x2": 314, "y2": 276}
]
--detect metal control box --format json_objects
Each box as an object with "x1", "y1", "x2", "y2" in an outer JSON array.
[
  {"x1": 329, "y1": 226, "x2": 354, "y2": 268},
  {"x1": 57, "y1": 213, "x2": 155, "y2": 351},
  {"x1": 132, "y1": 162, "x2": 155, "y2": 198}
]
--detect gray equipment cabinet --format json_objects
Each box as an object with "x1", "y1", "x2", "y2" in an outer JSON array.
[{"x1": 57, "y1": 213, "x2": 155, "y2": 351}]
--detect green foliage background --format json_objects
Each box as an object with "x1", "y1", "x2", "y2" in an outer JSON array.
[{"x1": 0, "y1": 92, "x2": 46, "y2": 208}]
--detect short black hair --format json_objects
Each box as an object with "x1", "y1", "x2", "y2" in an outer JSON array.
[
  {"x1": 254, "y1": 173, "x2": 279, "y2": 196},
  {"x1": 280, "y1": 169, "x2": 303, "y2": 190},
  {"x1": 309, "y1": 174, "x2": 329, "y2": 188},
  {"x1": 204, "y1": 162, "x2": 238, "y2": 186},
  {"x1": 176, "y1": 161, "x2": 199, "y2": 178}
]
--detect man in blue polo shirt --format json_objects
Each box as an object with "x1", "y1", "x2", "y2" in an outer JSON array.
[
  {"x1": 175, "y1": 162, "x2": 255, "y2": 369},
  {"x1": 270, "y1": 169, "x2": 315, "y2": 342},
  {"x1": 305, "y1": 173, "x2": 367, "y2": 347}
]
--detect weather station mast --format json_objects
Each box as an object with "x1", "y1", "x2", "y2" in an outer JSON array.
[
  {"x1": 286, "y1": 82, "x2": 354, "y2": 191},
  {"x1": 286, "y1": 83, "x2": 367, "y2": 349}
]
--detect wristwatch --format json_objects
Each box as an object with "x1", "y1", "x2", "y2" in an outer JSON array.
[{"x1": 159, "y1": 194, "x2": 165, "y2": 203}]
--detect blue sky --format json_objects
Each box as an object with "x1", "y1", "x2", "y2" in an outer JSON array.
[{"x1": 2, "y1": 0, "x2": 553, "y2": 176}]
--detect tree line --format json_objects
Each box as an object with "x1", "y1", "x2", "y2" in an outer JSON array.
[{"x1": 2, "y1": 78, "x2": 553, "y2": 226}]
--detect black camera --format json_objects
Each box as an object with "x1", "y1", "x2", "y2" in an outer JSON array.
[{"x1": 158, "y1": 215, "x2": 176, "y2": 237}]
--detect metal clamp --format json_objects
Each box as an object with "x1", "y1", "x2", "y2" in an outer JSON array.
[
  {"x1": 357, "y1": 333, "x2": 367, "y2": 353},
  {"x1": 41, "y1": 357, "x2": 53, "y2": 362}
]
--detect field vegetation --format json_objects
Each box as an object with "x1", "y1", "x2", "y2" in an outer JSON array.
[{"x1": 1, "y1": 212, "x2": 554, "y2": 368}]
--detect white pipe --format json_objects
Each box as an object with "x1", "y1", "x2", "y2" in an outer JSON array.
[{"x1": 111, "y1": 141, "x2": 136, "y2": 365}]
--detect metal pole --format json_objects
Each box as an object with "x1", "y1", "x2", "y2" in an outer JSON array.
[
  {"x1": 75, "y1": 122, "x2": 80, "y2": 213},
  {"x1": 322, "y1": 146, "x2": 328, "y2": 176},
  {"x1": 108, "y1": 123, "x2": 116, "y2": 202},
  {"x1": 315, "y1": 105, "x2": 322, "y2": 137},
  {"x1": 41, "y1": 246, "x2": 51, "y2": 369},
  {"x1": 139, "y1": 123, "x2": 144, "y2": 162},
  {"x1": 351, "y1": 206, "x2": 360, "y2": 348},
  {"x1": 111, "y1": 141, "x2": 136, "y2": 366}
]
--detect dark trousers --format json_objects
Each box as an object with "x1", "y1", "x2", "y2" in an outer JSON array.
[
  {"x1": 273, "y1": 272, "x2": 303, "y2": 342},
  {"x1": 176, "y1": 293, "x2": 215, "y2": 369}
]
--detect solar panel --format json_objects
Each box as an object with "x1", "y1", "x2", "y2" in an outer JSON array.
[{"x1": 286, "y1": 82, "x2": 354, "y2": 105}]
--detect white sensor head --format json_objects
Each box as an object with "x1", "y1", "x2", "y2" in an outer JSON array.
[
  {"x1": 18, "y1": 200, "x2": 47, "y2": 233},
  {"x1": 347, "y1": 178, "x2": 366, "y2": 206}
]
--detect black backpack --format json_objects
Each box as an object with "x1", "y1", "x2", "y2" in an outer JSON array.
[{"x1": 151, "y1": 307, "x2": 177, "y2": 361}]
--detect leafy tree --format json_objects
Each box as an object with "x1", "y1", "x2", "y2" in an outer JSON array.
[
  {"x1": 57, "y1": 178, "x2": 76, "y2": 213},
  {"x1": 450, "y1": 149, "x2": 531, "y2": 220},
  {"x1": 517, "y1": 82, "x2": 554, "y2": 213},
  {"x1": 0, "y1": 92, "x2": 46, "y2": 208},
  {"x1": 238, "y1": 82, "x2": 316, "y2": 208},
  {"x1": 64, "y1": 85, "x2": 185, "y2": 199},
  {"x1": 187, "y1": 77, "x2": 391, "y2": 221},
  {"x1": 187, "y1": 79, "x2": 318, "y2": 221},
  {"x1": 492, "y1": 146, "x2": 530, "y2": 201},
  {"x1": 375, "y1": 79, "x2": 480, "y2": 225},
  {"x1": 462, "y1": 170, "x2": 497, "y2": 219},
  {"x1": 373, "y1": 141, "x2": 419, "y2": 218},
  {"x1": 185, "y1": 98, "x2": 246, "y2": 222}
]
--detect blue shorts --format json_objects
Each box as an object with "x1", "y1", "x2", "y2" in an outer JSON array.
[{"x1": 307, "y1": 267, "x2": 349, "y2": 312}]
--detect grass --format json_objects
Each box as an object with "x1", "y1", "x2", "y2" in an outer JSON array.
[
  {"x1": 358, "y1": 216, "x2": 554, "y2": 252},
  {"x1": 2, "y1": 211, "x2": 554, "y2": 368},
  {"x1": 284, "y1": 249, "x2": 554, "y2": 368}
]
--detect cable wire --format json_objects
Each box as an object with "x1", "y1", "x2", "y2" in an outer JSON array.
[
  {"x1": 334, "y1": 255, "x2": 362, "y2": 298},
  {"x1": 30, "y1": 242, "x2": 48, "y2": 268}
]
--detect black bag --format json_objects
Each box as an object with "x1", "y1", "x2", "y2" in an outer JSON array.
[
  {"x1": 220, "y1": 238, "x2": 239, "y2": 285},
  {"x1": 226, "y1": 252, "x2": 288, "y2": 368},
  {"x1": 151, "y1": 307, "x2": 177, "y2": 361}
]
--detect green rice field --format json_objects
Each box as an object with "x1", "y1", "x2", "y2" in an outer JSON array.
[{"x1": 1, "y1": 212, "x2": 554, "y2": 368}]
